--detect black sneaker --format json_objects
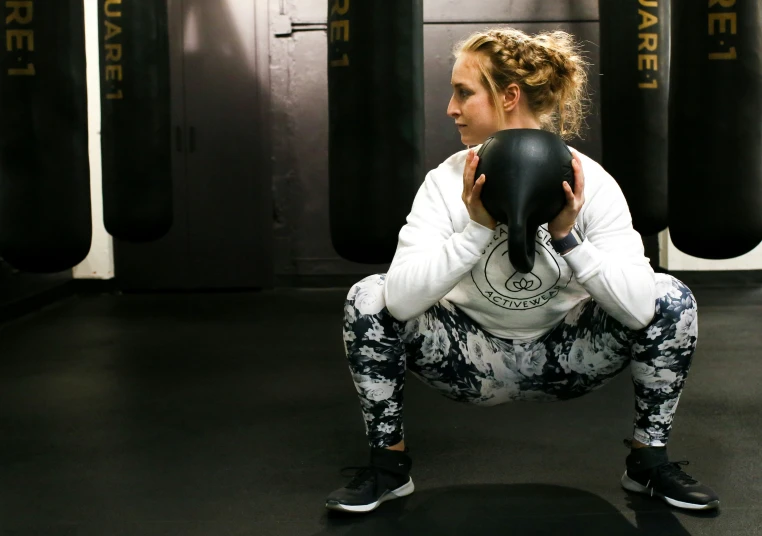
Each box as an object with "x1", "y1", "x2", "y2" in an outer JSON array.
[
  {"x1": 325, "y1": 447, "x2": 415, "y2": 513},
  {"x1": 620, "y1": 439, "x2": 720, "y2": 510}
]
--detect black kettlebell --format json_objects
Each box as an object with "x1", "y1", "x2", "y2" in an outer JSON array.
[{"x1": 475, "y1": 129, "x2": 574, "y2": 273}]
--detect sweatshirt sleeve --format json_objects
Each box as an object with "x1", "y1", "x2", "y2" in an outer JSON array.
[
  {"x1": 561, "y1": 174, "x2": 657, "y2": 330},
  {"x1": 383, "y1": 172, "x2": 495, "y2": 321}
]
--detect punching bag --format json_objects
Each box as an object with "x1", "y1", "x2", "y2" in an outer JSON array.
[
  {"x1": 99, "y1": 0, "x2": 172, "y2": 242},
  {"x1": 599, "y1": 0, "x2": 670, "y2": 237},
  {"x1": 668, "y1": 0, "x2": 762, "y2": 258},
  {"x1": 0, "y1": 0, "x2": 92, "y2": 273},
  {"x1": 328, "y1": 0, "x2": 424, "y2": 264}
]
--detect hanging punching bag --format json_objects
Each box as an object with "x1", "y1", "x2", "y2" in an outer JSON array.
[
  {"x1": 328, "y1": 0, "x2": 424, "y2": 264},
  {"x1": 668, "y1": 0, "x2": 762, "y2": 258},
  {"x1": 99, "y1": 0, "x2": 172, "y2": 242},
  {"x1": 0, "y1": 0, "x2": 92, "y2": 273},
  {"x1": 599, "y1": 0, "x2": 670, "y2": 237}
]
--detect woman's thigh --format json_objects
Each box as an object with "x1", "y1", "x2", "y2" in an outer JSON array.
[
  {"x1": 403, "y1": 296, "x2": 638, "y2": 406},
  {"x1": 400, "y1": 300, "x2": 571, "y2": 405},
  {"x1": 533, "y1": 298, "x2": 637, "y2": 399}
]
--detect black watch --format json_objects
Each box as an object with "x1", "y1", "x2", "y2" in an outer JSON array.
[{"x1": 550, "y1": 224, "x2": 585, "y2": 254}]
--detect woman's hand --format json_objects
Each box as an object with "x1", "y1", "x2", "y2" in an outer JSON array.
[
  {"x1": 462, "y1": 149, "x2": 497, "y2": 230},
  {"x1": 548, "y1": 150, "x2": 585, "y2": 240}
]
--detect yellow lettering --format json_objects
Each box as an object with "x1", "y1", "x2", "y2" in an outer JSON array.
[
  {"x1": 639, "y1": 80, "x2": 658, "y2": 88},
  {"x1": 6, "y1": 29, "x2": 33, "y2": 51},
  {"x1": 9, "y1": 63, "x2": 35, "y2": 75},
  {"x1": 330, "y1": 0, "x2": 349, "y2": 16},
  {"x1": 709, "y1": 0, "x2": 735, "y2": 7},
  {"x1": 639, "y1": 0, "x2": 657, "y2": 6},
  {"x1": 104, "y1": 20, "x2": 122, "y2": 40},
  {"x1": 709, "y1": 47, "x2": 737, "y2": 60},
  {"x1": 104, "y1": 0, "x2": 122, "y2": 17},
  {"x1": 105, "y1": 65, "x2": 122, "y2": 81},
  {"x1": 638, "y1": 9, "x2": 658, "y2": 30},
  {"x1": 105, "y1": 43, "x2": 122, "y2": 61},
  {"x1": 709, "y1": 13, "x2": 736, "y2": 35},
  {"x1": 638, "y1": 33, "x2": 658, "y2": 51},
  {"x1": 638, "y1": 54, "x2": 658, "y2": 70},
  {"x1": 330, "y1": 20, "x2": 349, "y2": 42},
  {"x1": 331, "y1": 54, "x2": 349, "y2": 67},
  {"x1": 5, "y1": 0, "x2": 32, "y2": 24},
  {"x1": 107, "y1": 90, "x2": 124, "y2": 100}
]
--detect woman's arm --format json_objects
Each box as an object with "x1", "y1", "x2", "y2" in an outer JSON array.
[
  {"x1": 563, "y1": 177, "x2": 657, "y2": 330},
  {"x1": 383, "y1": 173, "x2": 494, "y2": 321}
]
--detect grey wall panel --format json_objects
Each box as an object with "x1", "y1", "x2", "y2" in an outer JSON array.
[
  {"x1": 425, "y1": 0, "x2": 597, "y2": 23},
  {"x1": 269, "y1": 25, "x2": 297, "y2": 278},
  {"x1": 290, "y1": 31, "x2": 330, "y2": 262},
  {"x1": 278, "y1": 23, "x2": 602, "y2": 278},
  {"x1": 274, "y1": 0, "x2": 603, "y2": 280},
  {"x1": 183, "y1": 0, "x2": 271, "y2": 288},
  {"x1": 287, "y1": 31, "x2": 390, "y2": 276},
  {"x1": 292, "y1": 0, "x2": 597, "y2": 24},
  {"x1": 424, "y1": 21, "x2": 602, "y2": 174},
  {"x1": 115, "y1": 0, "x2": 273, "y2": 290}
]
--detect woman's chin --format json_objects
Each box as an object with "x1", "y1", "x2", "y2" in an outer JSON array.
[{"x1": 460, "y1": 134, "x2": 485, "y2": 147}]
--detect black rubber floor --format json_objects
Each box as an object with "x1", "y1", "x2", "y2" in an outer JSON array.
[{"x1": 1, "y1": 284, "x2": 761, "y2": 535}]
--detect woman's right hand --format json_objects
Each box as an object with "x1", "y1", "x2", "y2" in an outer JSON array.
[{"x1": 462, "y1": 149, "x2": 497, "y2": 230}]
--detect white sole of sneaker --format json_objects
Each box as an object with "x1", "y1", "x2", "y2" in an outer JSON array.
[
  {"x1": 325, "y1": 477, "x2": 415, "y2": 513},
  {"x1": 620, "y1": 471, "x2": 720, "y2": 511}
]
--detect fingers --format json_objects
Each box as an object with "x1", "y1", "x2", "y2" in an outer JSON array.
[
  {"x1": 570, "y1": 151, "x2": 585, "y2": 203},
  {"x1": 472, "y1": 174, "x2": 486, "y2": 200},
  {"x1": 462, "y1": 150, "x2": 472, "y2": 193},
  {"x1": 463, "y1": 149, "x2": 479, "y2": 196},
  {"x1": 561, "y1": 181, "x2": 571, "y2": 208}
]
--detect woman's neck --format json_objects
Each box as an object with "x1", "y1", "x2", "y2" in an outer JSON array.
[{"x1": 501, "y1": 111, "x2": 542, "y2": 130}]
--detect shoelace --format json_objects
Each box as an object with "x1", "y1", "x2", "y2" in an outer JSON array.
[
  {"x1": 621, "y1": 439, "x2": 699, "y2": 486},
  {"x1": 340, "y1": 465, "x2": 377, "y2": 490},
  {"x1": 657, "y1": 461, "x2": 699, "y2": 486}
]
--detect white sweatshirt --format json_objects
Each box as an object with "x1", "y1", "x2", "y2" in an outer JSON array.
[{"x1": 383, "y1": 145, "x2": 657, "y2": 341}]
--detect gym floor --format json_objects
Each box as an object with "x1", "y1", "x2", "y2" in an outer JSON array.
[{"x1": 1, "y1": 283, "x2": 761, "y2": 535}]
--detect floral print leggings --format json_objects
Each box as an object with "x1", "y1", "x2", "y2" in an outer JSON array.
[{"x1": 343, "y1": 273, "x2": 697, "y2": 449}]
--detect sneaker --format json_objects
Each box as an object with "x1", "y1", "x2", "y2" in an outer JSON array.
[
  {"x1": 325, "y1": 447, "x2": 415, "y2": 513},
  {"x1": 620, "y1": 439, "x2": 720, "y2": 511}
]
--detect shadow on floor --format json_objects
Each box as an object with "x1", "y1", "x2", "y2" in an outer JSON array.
[{"x1": 317, "y1": 483, "x2": 718, "y2": 535}]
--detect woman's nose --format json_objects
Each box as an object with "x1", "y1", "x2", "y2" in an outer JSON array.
[{"x1": 447, "y1": 96, "x2": 459, "y2": 118}]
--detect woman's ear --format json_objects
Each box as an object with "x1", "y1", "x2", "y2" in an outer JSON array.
[{"x1": 502, "y1": 83, "x2": 521, "y2": 112}]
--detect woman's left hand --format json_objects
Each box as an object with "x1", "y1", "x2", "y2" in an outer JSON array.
[{"x1": 548, "y1": 150, "x2": 585, "y2": 240}]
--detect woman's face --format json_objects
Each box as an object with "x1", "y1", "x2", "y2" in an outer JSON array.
[{"x1": 447, "y1": 52, "x2": 500, "y2": 147}]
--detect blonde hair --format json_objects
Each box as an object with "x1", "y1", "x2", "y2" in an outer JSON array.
[{"x1": 453, "y1": 28, "x2": 590, "y2": 140}]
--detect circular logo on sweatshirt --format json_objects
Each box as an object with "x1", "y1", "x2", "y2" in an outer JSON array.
[{"x1": 471, "y1": 226, "x2": 573, "y2": 310}]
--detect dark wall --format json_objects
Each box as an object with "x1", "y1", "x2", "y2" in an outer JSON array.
[{"x1": 270, "y1": 0, "x2": 605, "y2": 285}]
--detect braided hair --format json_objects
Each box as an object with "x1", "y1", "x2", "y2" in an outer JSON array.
[{"x1": 453, "y1": 28, "x2": 590, "y2": 140}]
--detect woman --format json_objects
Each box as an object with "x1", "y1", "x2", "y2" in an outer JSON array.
[{"x1": 325, "y1": 28, "x2": 719, "y2": 513}]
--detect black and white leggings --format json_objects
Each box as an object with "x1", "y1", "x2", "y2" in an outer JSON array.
[{"x1": 343, "y1": 273, "x2": 697, "y2": 449}]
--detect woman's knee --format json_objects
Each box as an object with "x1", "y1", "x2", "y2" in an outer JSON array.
[
  {"x1": 651, "y1": 273, "x2": 698, "y2": 334},
  {"x1": 346, "y1": 273, "x2": 388, "y2": 318}
]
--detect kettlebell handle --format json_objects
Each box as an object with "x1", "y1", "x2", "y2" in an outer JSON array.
[{"x1": 508, "y1": 219, "x2": 535, "y2": 274}]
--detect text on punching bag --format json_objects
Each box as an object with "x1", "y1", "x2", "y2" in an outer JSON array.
[
  {"x1": 329, "y1": 0, "x2": 349, "y2": 67},
  {"x1": 708, "y1": 0, "x2": 737, "y2": 60},
  {"x1": 103, "y1": 0, "x2": 123, "y2": 99},
  {"x1": 637, "y1": 0, "x2": 660, "y2": 89},
  {"x1": 5, "y1": 1, "x2": 34, "y2": 76}
]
